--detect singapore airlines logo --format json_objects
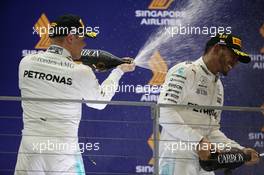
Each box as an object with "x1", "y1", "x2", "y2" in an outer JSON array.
[
  {"x1": 135, "y1": 0, "x2": 183, "y2": 26},
  {"x1": 138, "y1": 51, "x2": 167, "y2": 102},
  {"x1": 135, "y1": 133, "x2": 160, "y2": 173},
  {"x1": 148, "y1": 0, "x2": 174, "y2": 10},
  {"x1": 250, "y1": 23, "x2": 264, "y2": 70},
  {"x1": 148, "y1": 51, "x2": 168, "y2": 85},
  {"x1": 260, "y1": 23, "x2": 264, "y2": 54},
  {"x1": 34, "y1": 13, "x2": 51, "y2": 49},
  {"x1": 147, "y1": 133, "x2": 160, "y2": 165}
]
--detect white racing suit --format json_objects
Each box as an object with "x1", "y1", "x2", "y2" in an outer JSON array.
[
  {"x1": 15, "y1": 45, "x2": 124, "y2": 175},
  {"x1": 158, "y1": 57, "x2": 244, "y2": 175}
]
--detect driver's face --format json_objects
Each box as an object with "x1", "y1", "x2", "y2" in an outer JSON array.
[
  {"x1": 70, "y1": 35, "x2": 86, "y2": 60},
  {"x1": 218, "y1": 46, "x2": 239, "y2": 76}
]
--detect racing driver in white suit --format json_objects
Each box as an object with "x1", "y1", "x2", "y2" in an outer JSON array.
[
  {"x1": 15, "y1": 14, "x2": 135, "y2": 175},
  {"x1": 158, "y1": 33, "x2": 259, "y2": 175}
]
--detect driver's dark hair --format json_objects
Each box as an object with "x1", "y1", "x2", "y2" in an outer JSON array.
[{"x1": 203, "y1": 44, "x2": 213, "y2": 55}]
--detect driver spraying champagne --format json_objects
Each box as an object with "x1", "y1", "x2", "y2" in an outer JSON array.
[{"x1": 15, "y1": 14, "x2": 135, "y2": 175}]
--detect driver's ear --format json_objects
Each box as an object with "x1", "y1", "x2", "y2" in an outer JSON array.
[
  {"x1": 212, "y1": 44, "x2": 225, "y2": 58},
  {"x1": 212, "y1": 44, "x2": 221, "y2": 53},
  {"x1": 65, "y1": 34, "x2": 74, "y2": 45}
]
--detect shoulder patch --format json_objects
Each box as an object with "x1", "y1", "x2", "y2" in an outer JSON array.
[
  {"x1": 169, "y1": 61, "x2": 194, "y2": 77},
  {"x1": 175, "y1": 67, "x2": 185, "y2": 76}
]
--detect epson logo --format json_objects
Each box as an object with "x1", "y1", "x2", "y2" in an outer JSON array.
[
  {"x1": 81, "y1": 49, "x2": 100, "y2": 57},
  {"x1": 217, "y1": 153, "x2": 244, "y2": 164}
]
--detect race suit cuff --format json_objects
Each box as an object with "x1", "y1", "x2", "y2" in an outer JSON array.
[
  {"x1": 111, "y1": 67, "x2": 124, "y2": 80},
  {"x1": 232, "y1": 144, "x2": 244, "y2": 150},
  {"x1": 192, "y1": 133, "x2": 204, "y2": 143},
  {"x1": 184, "y1": 130, "x2": 203, "y2": 145},
  {"x1": 188, "y1": 132, "x2": 203, "y2": 150}
]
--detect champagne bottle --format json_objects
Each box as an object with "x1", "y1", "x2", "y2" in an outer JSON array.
[
  {"x1": 80, "y1": 49, "x2": 132, "y2": 72},
  {"x1": 199, "y1": 148, "x2": 251, "y2": 172}
]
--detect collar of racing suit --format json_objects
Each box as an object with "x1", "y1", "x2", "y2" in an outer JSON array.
[
  {"x1": 46, "y1": 44, "x2": 74, "y2": 62},
  {"x1": 197, "y1": 57, "x2": 220, "y2": 82}
]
